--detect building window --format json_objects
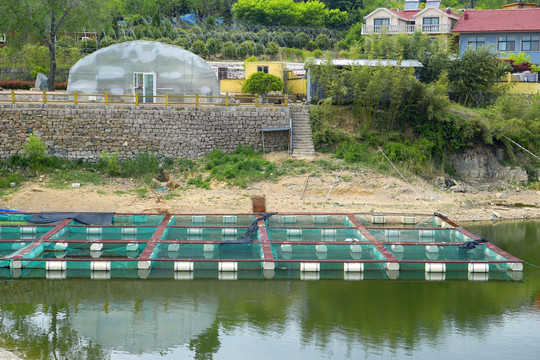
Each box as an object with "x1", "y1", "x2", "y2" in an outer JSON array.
[
  {"x1": 522, "y1": 36, "x2": 540, "y2": 51},
  {"x1": 467, "y1": 36, "x2": 485, "y2": 50},
  {"x1": 423, "y1": 17, "x2": 439, "y2": 25},
  {"x1": 373, "y1": 18, "x2": 390, "y2": 32},
  {"x1": 422, "y1": 17, "x2": 439, "y2": 32},
  {"x1": 218, "y1": 67, "x2": 228, "y2": 80},
  {"x1": 257, "y1": 66, "x2": 269, "y2": 73},
  {"x1": 498, "y1": 36, "x2": 516, "y2": 51}
]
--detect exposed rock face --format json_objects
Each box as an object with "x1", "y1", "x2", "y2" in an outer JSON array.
[{"x1": 449, "y1": 145, "x2": 529, "y2": 184}]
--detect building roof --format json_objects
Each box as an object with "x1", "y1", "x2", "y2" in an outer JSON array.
[
  {"x1": 388, "y1": 9, "x2": 419, "y2": 19},
  {"x1": 310, "y1": 59, "x2": 423, "y2": 68},
  {"x1": 452, "y1": 8, "x2": 540, "y2": 33}
]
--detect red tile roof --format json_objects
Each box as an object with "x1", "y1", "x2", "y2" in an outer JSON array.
[
  {"x1": 388, "y1": 9, "x2": 420, "y2": 19},
  {"x1": 452, "y1": 9, "x2": 540, "y2": 33}
]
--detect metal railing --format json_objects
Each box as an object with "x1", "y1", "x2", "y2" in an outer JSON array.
[
  {"x1": 361, "y1": 23, "x2": 451, "y2": 35},
  {"x1": 0, "y1": 90, "x2": 290, "y2": 107}
]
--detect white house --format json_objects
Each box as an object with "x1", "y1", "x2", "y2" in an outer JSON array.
[{"x1": 362, "y1": 0, "x2": 460, "y2": 36}]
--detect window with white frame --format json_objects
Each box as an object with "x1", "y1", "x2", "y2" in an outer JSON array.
[
  {"x1": 422, "y1": 17, "x2": 440, "y2": 32},
  {"x1": 522, "y1": 36, "x2": 540, "y2": 51},
  {"x1": 467, "y1": 36, "x2": 485, "y2": 50},
  {"x1": 423, "y1": 17, "x2": 439, "y2": 25},
  {"x1": 498, "y1": 36, "x2": 516, "y2": 51},
  {"x1": 373, "y1": 18, "x2": 390, "y2": 32}
]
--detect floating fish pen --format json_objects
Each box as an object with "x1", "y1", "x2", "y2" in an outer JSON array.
[{"x1": 0, "y1": 211, "x2": 524, "y2": 281}]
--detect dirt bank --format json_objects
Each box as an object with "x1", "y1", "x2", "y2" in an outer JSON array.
[{"x1": 1, "y1": 153, "x2": 539, "y2": 223}]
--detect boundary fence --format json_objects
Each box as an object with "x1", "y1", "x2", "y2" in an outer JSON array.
[{"x1": 0, "y1": 91, "x2": 290, "y2": 107}]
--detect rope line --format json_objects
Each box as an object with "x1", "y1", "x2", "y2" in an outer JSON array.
[
  {"x1": 297, "y1": 107, "x2": 436, "y2": 214},
  {"x1": 377, "y1": 146, "x2": 436, "y2": 214},
  {"x1": 504, "y1": 136, "x2": 540, "y2": 162}
]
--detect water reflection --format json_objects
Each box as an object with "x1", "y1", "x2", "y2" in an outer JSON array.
[{"x1": 0, "y1": 220, "x2": 538, "y2": 359}]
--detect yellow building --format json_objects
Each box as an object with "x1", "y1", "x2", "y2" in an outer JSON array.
[{"x1": 217, "y1": 61, "x2": 307, "y2": 97}]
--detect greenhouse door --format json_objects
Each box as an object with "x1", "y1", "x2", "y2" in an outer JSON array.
[{"x1": 133, "y1": 72, "x2": 155, "y2": 103}]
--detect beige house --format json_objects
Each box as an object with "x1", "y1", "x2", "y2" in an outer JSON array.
[{"x1": 362, "y1": 1, "x2": 460, "y2": 36}]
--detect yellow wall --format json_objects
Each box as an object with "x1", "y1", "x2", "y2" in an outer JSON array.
[
  {"x1": 220, "y1": 62, "x2": 307, "y2": 96},
  {"x1": 220, "y1": 79, "x2": 243, "y2": 94},
  {"x1": 244, "y1": 62, "x2": 284, "y2": 79},
  {"x1": 507, "y1": 82, "x2": 540, "y2": 94},
  {"x1": 287, "y1": 79, "x2": 307, "y2": 96}
]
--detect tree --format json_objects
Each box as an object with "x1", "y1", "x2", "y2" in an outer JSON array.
[
  {"x1": 449, "y1": 48, "x2": 512, "y2": 106},
  {"x1": 242, "y1": 72, "x2": 284, "y2": 96},
  {"x1": 2, "y1": 0, "x2": 96, "y2": 91}
]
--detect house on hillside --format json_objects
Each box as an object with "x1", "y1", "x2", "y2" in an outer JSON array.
[
  {"x1": 452, "y1": 8, "x2": 540, "y2": 66},
  {"x1": 362, "y1": 0, "x2": 460, "y2": 36}
]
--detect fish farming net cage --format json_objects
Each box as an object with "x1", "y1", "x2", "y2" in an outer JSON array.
[{"x1": 0, "y1": 212, "x2": 524, "y2": 281}]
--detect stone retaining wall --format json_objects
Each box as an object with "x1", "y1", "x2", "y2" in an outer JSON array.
[{"x1": 0, "y1": 104, "x2": 291, "y2": 160}]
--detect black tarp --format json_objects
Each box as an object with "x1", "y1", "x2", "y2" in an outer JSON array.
[{"x1": 28, "y1": 212, "x2": 114, "y2": 225}]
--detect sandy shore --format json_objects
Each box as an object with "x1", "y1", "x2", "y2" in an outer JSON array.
[{"x1": 2, "y1": 153, "x2": 538, "y2": 223}]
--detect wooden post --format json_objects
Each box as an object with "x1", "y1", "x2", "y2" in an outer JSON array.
[
  {"x1": 166, "y1": 93, "x2": 169, "y2": 106},
  {"x1": 252, "y1": 195, "x2": 266, "y2": 213},
  {"x1": 225, "y1": 92, "x2": 229, "y2": 107},
  {"x1": 42, "y1": 90, "x2": 46, "y2": 104},
  {"x1": 255, "y1": 96, "x2": 259, "y2": 107},
  {"x1": 135, "y1": 92, "x2": 139, "y2": 105},
  {"x1": 11, "y1": 90, "x2": 15, "y2": 104},
  {"x1": 284, "y1": 96, "x2": 288, "y2": 106},
  {"x1": 74, "y1": 91, "x2": 78, "y2": 105},
  {"x1": 195, "y1": 93, "x2": 199, "y2": 107},
  {"x1": 104, "y1": 92, "x2": 108, "y2": 105}
]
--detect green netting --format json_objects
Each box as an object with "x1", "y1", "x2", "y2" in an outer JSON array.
[
  {"x1": 266, "y1": 227, "x2": 365, "y2": 242},
  {"x1": 383, "y1": 244, "x2": 511, "y2": 262},
  {"x1": 111, "y1": 214, "x2": 165, "y2": 225},
  {"x1": 271, "y1": 243, "x2": 378, "y2": 261},
  {"x1": 160, "y1": 226, "x2": 255, "y2": 242},
  {"x1": 36, "y1": 242, "x2": 147, "y2": 259},
  {"x1": 0, "y1": 242, "x2": 32, "y2": 257},
  {"x1": 51, "y1": 226, "x2": 157, "y2": 240},
  {"x1": 0, "y1": 226, "x2": 54, "y2": 240},
  {"x1": 368, "y1": 229, "x2": 472, "y2": 242},
  {"x1": 169, "y1": 215, "x2": 255, "y2": 227},
  {"x1": 354, "y1": 214, "x2": 441, "y2": 228},
  {"x1": 266, "y1": 215, "x2": 353, "y2": 227},
  {"x1": 0, "y1": 213, "x2": 34, "y2": 222},
  {"x1": 153, "y1": 243, "x2": 262, "y2": 260}
]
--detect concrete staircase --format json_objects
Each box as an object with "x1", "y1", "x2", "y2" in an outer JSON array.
[{"x1": 290, "y1": 105, "x2": 316, "y2": 157}]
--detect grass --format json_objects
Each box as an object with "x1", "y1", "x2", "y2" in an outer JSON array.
[{"x1": 46, "y1": 169, "x2": 102, "y2": 189}]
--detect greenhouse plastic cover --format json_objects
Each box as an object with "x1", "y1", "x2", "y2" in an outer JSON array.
[{"x1": 67, "y1": 41, "x2": 220, "y2": 98}]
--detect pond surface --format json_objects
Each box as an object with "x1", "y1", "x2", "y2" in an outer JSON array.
[{"x1": 0, "y1": 220, "x2": 538, "y2": 359}]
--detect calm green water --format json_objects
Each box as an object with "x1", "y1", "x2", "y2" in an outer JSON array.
[{"x1": 0, "y1": 221, "x2": 539, "y2": 360}]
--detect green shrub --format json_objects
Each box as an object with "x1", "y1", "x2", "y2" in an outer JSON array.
[
  {"x1": 31, "y1": 66, "x2": 49, "y2": 78},
  {"x1": 203, "y1": 146, "x2": 278, "y2": 188},
  {"x1": 98, "y1": 150, "x2": 120, "y2": 176},
  {"x1": 187, "y1": 175, "x2": 211, "y2": 189},
  {"x1": 23, "y1": 134, "x2": 47, "y2": 172}
]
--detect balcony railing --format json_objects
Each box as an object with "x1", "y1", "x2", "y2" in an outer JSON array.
[{"x1": 362, "y1": 23, "x2": 451, "y2": 35}]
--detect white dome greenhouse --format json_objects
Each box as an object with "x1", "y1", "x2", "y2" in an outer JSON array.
[{"x1": 67, "y1": 41, "x2": 220, "y2": 104}]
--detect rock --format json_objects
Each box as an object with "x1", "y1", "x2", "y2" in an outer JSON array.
[
  {"x1": 35, "y1": 73, "x2": 48, "y2": 90},
  {"x1": 495, "y1": 192, "x2": 508, "y2": 200},
  {"x1": 434, "y1": 177, "x2": 446, "y2": 189},
  {"x1": 156, "y1": 169, "x2": 170, "y2": 182},
  {"x1": 449, "y1": 184, "x2": 465, "y2": 193}
]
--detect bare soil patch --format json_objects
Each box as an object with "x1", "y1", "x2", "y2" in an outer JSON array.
[{"x1": 2, "y1": 153, "x2": 539, "y2": 222}]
